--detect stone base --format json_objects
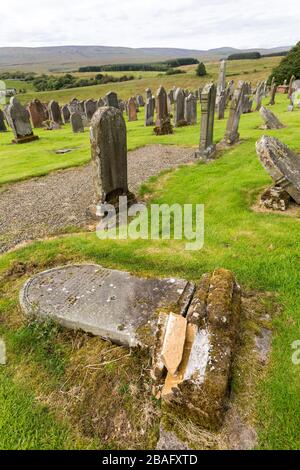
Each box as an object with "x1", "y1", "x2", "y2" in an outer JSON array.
[
  {"x1": 154, "y1": 117, "x2": 173, "y2": 136},
  {"x1": 12, "y1": 134, "x2": 39, "y2": 144},
  {"x1": 195, "y1": 145, "x2": 216, "y2": 161},
  {"x1": 86, "y1": 191, "x2": 136, "y2": 221},
  {"x1": 260, "y1": 186, "x2": 291, "y2": 211}
]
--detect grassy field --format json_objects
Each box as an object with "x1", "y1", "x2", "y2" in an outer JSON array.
[
  {"x1": 4, "y1": 56, "x2": 281, "y2": 105},
  {"x1": 1, "y1": 92, "x2": 300, "y2": 449}
]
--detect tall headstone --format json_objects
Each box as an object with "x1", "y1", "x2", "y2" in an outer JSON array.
[
  {"x1": 97, "y1": 98, "x2": 105, "y2": 108},
  {"x1": 255, "y1": 82, "x2": 264, "y2": 111},
  {"x1": 106, "y1": 91, "x2": 119, "y2": 109},
  {"x1": 242, "y1": 82, "x2": 253, "y2": 113},
  {"x1": 7, "y1": 97, "x2": 39, "y2": 144},
  {"x1": 268, "y1": 83, "x2": 277, "y2": 106},
  {"x1": 49, "y1": 100, "x2": 63, "y2": 125},
  {"x1": 0, "y1": 109, "x2": 7, "y2": 132},
  {"x1": 61, "y1": 104, "x2": 70, "y2": 124},
  {"x1": 184, "y1": 94, "x2": 197, "y2": 125},
  {"x1": 154, "y1": 86, "x2": 173, "y2": 135},
  {"x1": 288, "y1": 75, "x2": 296, "y2": 99},
  {"x1": 217, "y1": 90, "x2": 226, "y2": 119},
  {"x1": 84, "y1": 99, "x2": 97, "y2": 121},
  {"x1": 222, "y1": 82, "x2": 246, "y2": 145},
  {"x1": 174, "y1": 88, "x2": 186, "y2": 127},
  {"x1": 195, "y1": 83, "x2": 216, "y2": 159},
  {"x1": 136, "y1": 95, "x2": 145, "y2": 107},
  {"x1": 70, "y1": 112, "x2": 84, "y2": 133},
  {"x1": 90, "y1": 107, "x2": 129, "y2": 208},
  {"x1": 217, "y1": 60, "x2": 227, "y2": 97},
  {"x1": 128, "y1": 97, "x2": 138, "y2": 122},
  {"x1": 146, "y1": 88, "x2": 152, "y2": 101},
  {"x1": 145, "y1": 96, "x2": 155, "y2": 126},
  {"x1": 28, "y1": 99, "x2": 46, "y2": 128}
]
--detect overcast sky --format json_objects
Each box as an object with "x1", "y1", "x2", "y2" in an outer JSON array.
[{"x1": 1, "y1": 0, "x2": 299, "y2": 50}]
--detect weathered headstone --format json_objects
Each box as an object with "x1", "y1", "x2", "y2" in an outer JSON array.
[
  {"x1": 259, "y1": 106, "x2": 284, "y2": 129},
  {"x1": 217, "y1": 90, "x2": 226, "y2": 119},
  {"x1": 106, "y1": 91, "x2": 119, "y2": 109},
  {"x1": 0, "y1": 108, "x2": 7, "y2": 132},
  {"x1": 195, "y1": 83, "x2": 216, "y2": 159},
  {"x1": 145, "y1": 96, "x2": 155, "y2": 126},
  {"x1": 48, "y1": 100, "x2": 63, "y2": 125},
  {"x1": 136, "y1": 95, "x2": 145, "y2": 107},
  {"x1": 217, "y1": 59, "x2": 227, "y2": 97},
  {"x1": 84, "y1": 99, "x2": 98, "y2": 121},
  {"x1": 28, "y1": 99, "x2": 46, "y2": 128},
  {"x1": 61, "y1": 104, "x2": 70, "y2": 124},
  {"x1": 222, "y1": 82, "x2": 246, "y2": 145},
  {"x1": 97, "y1": 98, "x2": 105, "y2": 108},
  {"x1": 90, "y1": 106, "x2": 129, "y2": 206},
  {"x1": 184, "y1": 93, "x2": 197, "y2": 125},
  {"x1": 128, "y1": 97, "x2": 138, "y2": 122},
  {"x1": 7, "y1": 97, "x2": 39, "y2": 144},
  {"x1": 70, "y1": 112, "x2": 84, "y2": 133},
  {"x1": 174, "y1": 88, "x2": 186, "y2": 127},
  {"x1": 268, "y1": 83, "x2": 277, "y2": 106},
  {"x1": 242, "y1": 82, "x2": 253, "y2": 113},
  {"x1": 256, "y1": 135, "x2": 300, "y2": 205},
  {"x1": 154, "y1": 86, "x2": 173, "y2": 135},
  {"x1": 255, "y1": 81, "x2": 264, "y2": 111}
]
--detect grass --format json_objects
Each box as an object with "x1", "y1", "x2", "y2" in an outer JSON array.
[{"x1": 1, "y1": 92, "x2": 300, "y2": 449}]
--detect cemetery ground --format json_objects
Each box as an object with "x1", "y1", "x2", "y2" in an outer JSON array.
[{"x1": 0, "y1": 94, "x2": 300, "y2": 450}]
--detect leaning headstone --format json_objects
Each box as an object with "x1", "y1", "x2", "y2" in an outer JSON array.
[
  {"x1": 145, "y1": 96, "x2": 155, "y2": 126},
  {"x1": 255, "y1": 81, "x2": 264, "y2": 111},
  {"x1": 106, "y1": 91, "x2": 119, "y2": 109},
  {"x1": 184, "y1": 94, "x2": 197, "y2": 125},
  {"x1": 259, "y1": 106, "x2": 284, "y2": 129},
  {"x1": 154, "y1": 86, "x2": 173, "y2": 135},
  {"x1": 128, "y1": 97, "x2": 138, "y2": 121},
  {"x1": 174, "y1": 88, "x2": 186, "y2": 127},
  {"x1": 268, "y1": 83, "x2": 277, "y2": 106},
  {"x1": 0, "y1": 109, "x2": 7, "y2": 132},
  {"x1": 28, "y1": 99, "x2": 46, "y2": 128},
  {"x1": 256, "y1": 135, "x2": 300, "y2": 205},
  {"x1": 84, "y1": 99, "x2": 98, "y2": 121},
  {"x1": 7, "y1": 97, "x2": 39, "y2": 144},
  {"x1": 222, "y1": 82, "x2": 246, "y2": 145},
  {"x1": 195, "y1": 83, "x2": 216, "y2": 159},
  {"x1": 61, "y1": 104, "x2": 70, "y2": 124},
  {"x1": 90, "y1": 106, "x2": 129, "y2": 208},
  {"x1": 70, "y1": 112, "x2": 84, "y2": 133},
  {"x1": 48, "y1": 100, "x2": 63, "y2": 125}
]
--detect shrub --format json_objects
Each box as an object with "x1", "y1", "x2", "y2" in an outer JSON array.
[
  {"x1": 196, "y1": 62, "x2": 207, "y2": 77},
  {"x1": 270, "y1": 42, "x2": 300, "y2": 84}
]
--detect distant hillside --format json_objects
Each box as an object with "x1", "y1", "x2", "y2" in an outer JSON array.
[{"x1": 0, "y1": 45, "x2": 291, "y2": 72}]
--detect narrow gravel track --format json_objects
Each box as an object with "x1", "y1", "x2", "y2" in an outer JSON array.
[{"x1": 0, "y1": 145, "x2": 195, "y2": 253}]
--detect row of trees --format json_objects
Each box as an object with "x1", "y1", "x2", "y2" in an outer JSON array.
[
  {"x1": 270, "y1": 42, "x2": 300, "y2": 84},
  {"x1": 32, "y1": 73, "x2": 134, "y2": 92},
  {"x1": 79, "y1": 58, "x2": 199, "y2": 73}
]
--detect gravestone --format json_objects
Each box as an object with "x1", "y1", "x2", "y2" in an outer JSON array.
[
  {"x1": 106, "y1": 91, "x2": 119, "y2": 109},
  {"x1": 242, "y1": 82, "x2": 253, "y2": 113},
  {"x1": 0, "y1": 109, "x2": 7, "y2": 132},
  {"x1": 90, "y1": 107, "x2": 129, "y2": 207},
  {"x1": 217, "y1": 59, "x2": 227, "y2": 97},
  {"x1": 195, "y1": 83, "x2": 216, "y2": 159},
  {"x1": 7, "y1": 97, "x2": 39, "y2": 144},
  {"x1": 97, "y1": 98, "x2": 105, "y2": 108},
  {"x1": 128, "y1": 97, "x2": 138, "y2": 122},
  {"x1": 255, "y1": 81, "x2": 264, "y2": 111},
  {"x1": 84, "y1": 99, "x2": 98, "y2": 121},
  {"x1": 174, "y1": 88, "x2": 186, "y2": 127},
  {"x1": 259, "y1": 106, "x2": 284, "y2": 129},
  {"x1": 48, "y1": 100, "x2": 63, "y2": 125},
  {"x1": 70, "y1": 112, "x2": 84, "y2": 133},
  {"x1": 136, "y1": 95, "x2": 145, "y2": 107},
  {"x1": 146, "y1": 88, "x2": 152, "y2": 101},
  {"x1": 222, "y1": 82, "x2": 246, "y2": 145},
  {"x1": 154, "y1": 86, "x2": 173, "y2": 135},
  {"x1": 217, "y1": 90, "x2": 226, "y2": 119},
  {"x1": 268, "y1": 83, "x2": 277, "y2": 106},
  {"x1": 256, "y1": 136, "x2": 300, "y2": 205},
  {"x1": 145, "y1": 96, "x2": 155, "y2": 126},
  {"x1": 184, "y1": 94, "x2": 197, "y2": 125},
  {"x1": 61, "y1": 104, "x2": 70, "y2": 124},
  {"x1": 28, "y1": 99, "x2": 46, "y2": 128}
]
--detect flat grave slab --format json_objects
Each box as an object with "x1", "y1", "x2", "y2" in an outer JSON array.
[{"x1": 20, "y1": 264, "x2": 195, "y2": 348}]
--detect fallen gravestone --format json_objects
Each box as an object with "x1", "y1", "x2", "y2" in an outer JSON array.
[
  {"x1": 259, "y1": 106, "x2": 284, "y2": 130},
  {"x1": 20, "y1": 264, "x2": 195, "y2": 348},
  {"x1": 7, "y1": 97, "x2": 39, "y2": 144},
  {"x1": 256, "y1": 135, "x2": 300, "y2": 209}
]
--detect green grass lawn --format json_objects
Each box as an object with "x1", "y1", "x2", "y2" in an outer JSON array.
[{"x1": 1, "y1": 93, "x2": 300, "y2": 449}]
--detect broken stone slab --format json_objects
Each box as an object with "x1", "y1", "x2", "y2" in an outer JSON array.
[
  {"x1": 260, "y1": 186, "x2": 291, "y2": 211},
  {"x1": 19, "y1": 264, "x2": 195, "y2": 349},
  {"x1": 161, "y1": 313, "x2": 187, "y2": 375},
  {"x1": 259, "y1": 106, "x2": 285, "y2": 130},
  {"x1": 156, "y1": 268, "x2": 241, "y2": 431},
  {"x1": 256, "y1": 136, "x2": 300, "y2": 205}
]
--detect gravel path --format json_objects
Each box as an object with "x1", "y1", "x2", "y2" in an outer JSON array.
[{"x1": 0, "y1": 145, "x2": 194, "y2": 253}]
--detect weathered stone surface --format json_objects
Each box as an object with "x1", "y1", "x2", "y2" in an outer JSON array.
[
  {"x1": 97, "y1": 98, "x2": 105, "y2": 108},
  {"x1": 48, "y1": 100, "x2": 63, "y2": 125},
  {"x1": 260, "y1": 186, "x2": 291, "y2": 211},
  {"x1": 217, "y1": 90, "x2": 226, "y2": 119},
  {"x1": 90, "y1": 106, "x2": 129, "y2": 205},
  {"x1": 174, "y1": 88, "x2": 186, "y2": 127},
  {"x1": 20, "y1": 264, "x2": 194, "y2": 349},
  {"x1": 136, "y1": 95, "x2": 145, "y2": 107},
  {"x1": 222, "y1": 82, "x2": 246, "y2": 145},
  {"x1": 259, "y1": 106, "x2": 284, "y2": 129},
  {"x1": 195, "y1": 83, "x2": 216, "y2": 159},
  {"x1": 70, "y1": 112, "x2": 84, "y2": 133},
  {"x1": 160, "y1": 268, "x2": 241, "y2": 431},
  {"x1": 184, "y1": 93, "x2": 197, "y2": 125},
  {"x1": 84, "y1": 99, "x2": 97, "y2": 121},
  {"x1": 7, "y1": 97, "x2": 39, "y2": 144},
  {"x1": 154, "y1": 86, "x2": 173, "y2": 135},
  {"x1": 0, "y1": 108, "x2": 7, "y2": 132},
  {"x1": 242, "y1": 82, "x2": 253, "y2": 113},
  {"x1": 128, "y1": 97, "x2": 138, "y2": 122},
  {"x1": 145, "y1": 96, "x2": 155, "y2": 126},
  {"x1": 217, "y1": 59, "x2": 227, "y2": 97},
  {"x1": 268, "y1": 83, "x2": 277, "y2": 106},
  {"x1": 28, "y1": 99, "x2": 46, "y2": 128},
  {"x1": 255, "y1": 81, "x2": 264, "y2": 111},
  {"x1": 106, "y1": 91, "x2": 119, "y2": 109},
  {"x1": 156, "y1": 426, "x2": 190, "y2": 450},
  {"x1": 256, "y1": 136, "x2": 300, "y2": 204},
  {"x1": 61, "y1": 104, "x2": 70, "y2": 124},
  {"x1": 161, "y1": 313, "x2": 187, "y2": 375}
]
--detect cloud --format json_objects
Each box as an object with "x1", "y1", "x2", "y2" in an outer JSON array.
[{"x1": 0, "y1": 0, "x2": 298, "y2": 49}]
